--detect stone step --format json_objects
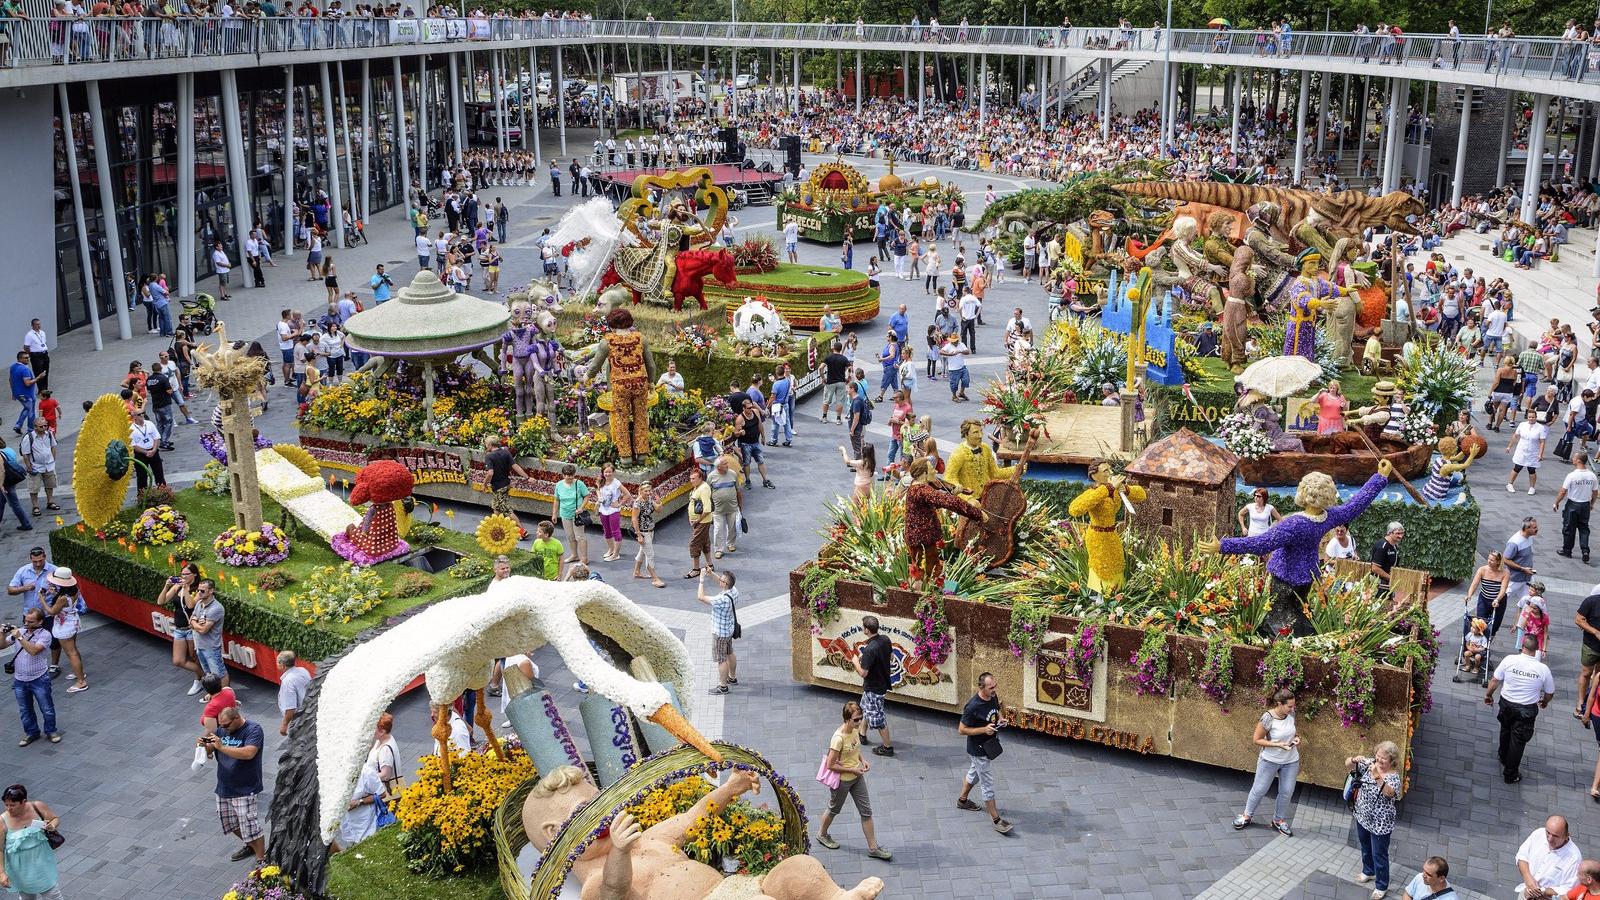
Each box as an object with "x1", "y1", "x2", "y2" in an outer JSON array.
[{"x1": 1440, "y1": 233, "x2": 1597, "y2": 355}]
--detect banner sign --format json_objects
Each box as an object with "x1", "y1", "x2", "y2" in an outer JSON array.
[
  {"x1": 810, "y1": 609, "x2": 957, "y2": 705},
  {"x1": 388, "y1": 19, "x2": 419, "y2": 43}
]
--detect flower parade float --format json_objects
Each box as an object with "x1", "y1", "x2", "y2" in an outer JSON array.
[
  {"x1": 274, "y1": 578, "x2": 875, "y2": 900},
  {"x1": 774, "y1": 155, "x2": 962, "y2": 246},
  {"x1": 792, "y1": 418, "x2": 1438, "y2": 791},
  {"x1": 298, "y1": 270, "x2": 701, "y2": 525}
]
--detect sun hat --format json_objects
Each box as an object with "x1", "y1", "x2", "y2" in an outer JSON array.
[{"x1": 47, "y1": 567, "x2": 77, "y2": 588}]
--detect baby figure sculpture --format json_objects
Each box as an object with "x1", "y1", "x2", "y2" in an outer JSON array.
[{"x1": 503, "y1": 298, "x2": 564, "y2": 420}]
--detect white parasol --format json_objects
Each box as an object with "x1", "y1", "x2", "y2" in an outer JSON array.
[{"x1": 1236, "y1": 355, "x2": 1324, "y2": 399}]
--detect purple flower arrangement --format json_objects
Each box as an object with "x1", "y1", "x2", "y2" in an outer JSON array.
[
  {"x1": 912, "y1": 595, "x2": 952, "y2": 665},
  {"x1": 1067, "y1": 622, "x2": 1103, "y2": 684},
  {"x1": 1128, "y1": 630, "x2": 1172, "y2": 697},
  {"x1": 213, "y1": 523, "x2": 292, "y2": 567},
  {"x1": 1196, "y1": 633, "x2": 1235, "y2": 707},
  {"x1": 200, "y1": 429, "x2": 274, "y2": 465},
  {"x1": 223, "y1": 865, "x2": 311, "y2": 900},
  {"x1": 330, "y1": 532, "x2": 410, "y2": 566},
  {"x1": 1333, "y1": 654, "x2": 1376, "y2": 728}
]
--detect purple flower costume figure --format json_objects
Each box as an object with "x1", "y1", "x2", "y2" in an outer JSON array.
[
  {"x1": 1212, "y1": 467, "x2": 1392, "y2": 637},
  {"x1": 1281, "y1": 249, "x2": 1338, "y2": 361}
]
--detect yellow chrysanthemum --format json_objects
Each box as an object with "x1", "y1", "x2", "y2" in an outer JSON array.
[
  {"x1": 72, "y1": 394, "x2": 133, "y2": 529},
  {"x1": 270, "y1": 443, "x2": 322, "y2": 479},
  {"x1": 475, "y1": 513, "x2": 520, "y2": 556}
]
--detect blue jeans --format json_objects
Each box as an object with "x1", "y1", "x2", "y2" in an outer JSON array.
[
  {"x1": 948, "y1": 367, "x2": 970, "y2": 398},
  {"x1": 0, "y1": 486, "x2": 32, "y2": 529},
  {"x1": 13, "y1": 395, "x2": 33, "y2": 432},
  {"x1": 13, "y1": 675, "x2": 55, "y2": 738},
  {"x1": 1355, "y1": 821, "x2": 1391, "y2": 891},
  {"x1": 770, "y1": 414, "x2": 792, "y2": 444},
  {"x1": 887, "y1": 437, "x2": 902, "y2": 465},
  {"x1": 197, "y1": 647, "x2": 226, "y2": 678}
]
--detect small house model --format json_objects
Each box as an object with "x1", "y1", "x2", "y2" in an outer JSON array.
[{"x1": 1123, "y1": 429, "x2": 1239, "y2": 548}]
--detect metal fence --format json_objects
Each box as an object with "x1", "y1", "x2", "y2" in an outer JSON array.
[{"x1": 0, "y1": 17, "x2": 1590, "y2": 85}]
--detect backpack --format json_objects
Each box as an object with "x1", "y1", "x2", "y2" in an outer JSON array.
[
  {"x1": 1, "y1": 448, "x2": 24, "y2": 488},
  {"x1": 858, "y1": 398, "x2": 873, "y2": 426}
]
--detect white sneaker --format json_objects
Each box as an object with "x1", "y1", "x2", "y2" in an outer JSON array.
[
  {"x1": 1528, "y1": 487, "x2": 1537, "y2": 495},
  {"x1": 1507, "y1": 483, "x2": 1517, "y2": 493},
  {"x1": 1371, "y1": 891, "x2": 1386, "y2": 900},
  {"x1": 186, "y1": 680, "x2": 203, "y2": 696},
  {"x1": 1356, "y1": 873, "x2": 1373, "y2": 884}
]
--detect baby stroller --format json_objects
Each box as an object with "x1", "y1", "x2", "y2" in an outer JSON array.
[
  {"x1": 1450, "y1": 614, "x2": 1492, "y2": 686},
  {"x1": 179, "y1": 293, "x2": 218, "y2": 335}
]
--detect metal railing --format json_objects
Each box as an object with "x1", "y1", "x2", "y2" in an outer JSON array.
[{"x1": 0, "y1": 16, "x2": 1592, "y2": 86}]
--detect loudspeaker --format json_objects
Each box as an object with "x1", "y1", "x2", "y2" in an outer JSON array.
[
  {"x1": 779, "y1": 135, "x2": 801, "y2": 177},
  {"x1": 741, "y1": 159, "x2": 756, "y2": 170},
  {"x1": 757, "y1": 161, "x2": 774, "y2": 173},
  {"x1": 720, "y1": 126, "x2": 740, "y2": 162}
]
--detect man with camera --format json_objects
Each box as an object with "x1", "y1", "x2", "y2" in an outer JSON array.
[
  {"x1": 367, "y1": 264, "x2": 393, "y2": 306},
  {"x1": 199, "y1": 706, "x2": 265, "y2": 863},
  {"x1": 4, "y1": 607, "x2": 60, "y2": 746}
]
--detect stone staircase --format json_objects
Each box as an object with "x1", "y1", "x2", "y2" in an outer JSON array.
[
  {"x1": 1434, "y1": 224, "x2": 1600, "y2": 354},
  {"x1": 1045, "y1": 59, "x2": 1150, "y2": 110}
]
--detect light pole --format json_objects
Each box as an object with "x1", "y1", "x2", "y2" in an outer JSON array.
[{"x1": 1161, "y1": 0, "x2": 1173, "y2": 155}]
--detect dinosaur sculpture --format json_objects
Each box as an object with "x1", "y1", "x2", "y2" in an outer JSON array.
[{"x1": 1113, "y1": 182, "x2": 1426, "y2": 245}]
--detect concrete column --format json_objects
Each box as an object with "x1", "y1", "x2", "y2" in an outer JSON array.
[
  {"x1": 792, "y1": 51, "x2": 800, "y2": 115},
  {"x1": 1230, "y1": 72, "x2": 1241, "y2": 154},
  {"x1": 904, "y1": 51, "x2": 910, "y2": 98},
  {"x1": 1356, "y1": 76, "x2": 1370, "y2": 180},
  {"x1": 1590, "y1": 102, "x2": 1600, "y2": 181},
  {"x1": 59, "y1": 84, "x2": 104, "y2": 350},
  {"x1": 491, "y1": 50, "x2": 505, "y2": 152},
  {"x1": 1452, "y1": 88, "x2": 1474, "y2": 206},
  {"x1": 966, "y1": 52, "x2": 974, "y2": 107},
  {"x1": 1413, "y1": 80, "x2": 1430, "y2": 186},
  {"x1": 855, "y1": 50, "x2": 862, "y2": 115},
  {"x1": 360, "y1": 60, "x2": 372, "y2": 221},
  {"x1": 219, "y1": 70, "x2": 258, "y2": 286},
  {"x1": 1521, "y1": 96, "x2": 1549, "y2": 223},
  {"x1": 919, "y1": 51, "x2": 926, "y2": 118},
  {"x1": 835, "y1": 52, "x2": 841, "y2": 92},
  {"x1": 176, "y1": 73, "x2": 196, "y2": 298},
  {"x1": 1337, "y1": 74, "x2": 1348, "y2": 162},
  {"x1": 1293, "y1": 73, "x2": 1309, "y2": 185},
  {"x1": 1101, "y1": 59, "x2": 1111, "y2": 141},
  {"x1": 1037, "y1": 55, "x2": 1045, "y2": 127},
  {"x1": 448, "y1": 52, "x2": 464, "y2": 161},
  {"x1": 555, "y1": 47, "x2": 566, "y2": 157},
  {"x1": 86, "y1": 82, "x2": 131, "y2": 338},
  {"x1": 284, "y1": 65, "x2": 296, "y2": 253},
  {"x1": 418, "y1": 60, "x2": 429, "y2": 194},
  {"x1": 666, "y1": 46, "x2": 676, "y2": 124},
  {"x1": 1497, "y1": 92, "x2": 1515, "y2": 188},
  {"x1": 730, "y1": 48, "x2": 738, "y2": 117},
  {"x1": 1379, "y1": 77, "x2": 1404, "y2": 193},
  {"x1": 337, "y1": 61, "x2": 357, "y2": 226},
  {"x1": 318, "y1": 63, "x2": 346, "y2": 249},
  {"x1": 393, "y1": 58, "x2": 411, "y2": 223},
  {"x1": 979, "y1": 55, "x2": 987, "y2": 120},
  {"x1": 528, "y1": 47, "x2": 540, "y2": 165},
  {"x1": 1316, "y1": 73, "x2": 1330, "y2": 154},
  {"x1": 517, "y1": 50, "x2": 529, "y2": 152}
]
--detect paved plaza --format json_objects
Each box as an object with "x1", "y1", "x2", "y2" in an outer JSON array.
[{"x1": 6, "y1": 135, "x2": 1600, "y2": 899}]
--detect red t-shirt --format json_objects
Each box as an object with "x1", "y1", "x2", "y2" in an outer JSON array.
[{"x1": 202, "y1": 688, "x2": 238, "y2": 726}]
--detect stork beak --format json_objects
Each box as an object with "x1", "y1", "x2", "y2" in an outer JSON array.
[{"x1": 648, "y1": 703, "x2": 722, "y2": 762}]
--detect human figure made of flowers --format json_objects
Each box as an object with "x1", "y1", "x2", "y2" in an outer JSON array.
[
  {"x1": 586, "y1": 308, "x2": 657, "y2": 467},
  {"x1": 1197, "y1": 461, "x2": 1394, "y2": 638},
  {"x1": 523, "y1": 765, "x2": 886, "y2": 900},
  {"x1": 1067, "y1": 459, "x2": 1147, "y2": 594},
  {"x1": 905, "y1": 457, "x2": 987, "y2": 590},
  {"x1": 335, "y1": 460, "x2": 414, "y2": 564},
  {"x1": 1282, "y1": 249, "x2": 1347, "y2": 361},
  {"x1": 944, "y1": 419, "x2": 1033, "y2": 499}
]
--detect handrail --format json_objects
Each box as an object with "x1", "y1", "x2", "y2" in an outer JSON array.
[{"x1": 0, "y1": 16, "x2": 1592, "y2": 87}]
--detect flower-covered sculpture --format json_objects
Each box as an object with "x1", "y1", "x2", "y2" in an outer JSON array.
[
  {"x1": 332, "y1": 460, "x2": 414, "y2": 565},
  {"x1": 731, "y1": 296, "x2": 788, "y2": 344},
  {"x1": 1067, "y1": 460, "x2": 1147, "y2": 593},
  {"x1": 72, "y1": 394, "x2": 133, "y2": 529},
  {"x1": 1198, "y1": 462, "x2": 1394, "y2": 637},
  {"x1": 586, "y1": 308, "x2": 657, "y2": 467}
]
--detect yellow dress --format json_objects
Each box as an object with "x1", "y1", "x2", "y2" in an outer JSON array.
[
  {"x1": 945, "y1": 441, "x2": 1016, "y2": 497},
  {"x1": 1067, "y1": 482, "x2": 1147, "y2": 593}
]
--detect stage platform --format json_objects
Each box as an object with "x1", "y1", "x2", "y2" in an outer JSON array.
[{"x1": 596, "y1": 163, "x2": 787, "y2": 204}]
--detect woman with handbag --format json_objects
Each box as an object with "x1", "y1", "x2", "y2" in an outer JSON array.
[
  {"x1": 1232, "y1": 688, "x2": 1300, "y2": 836},
  {"x1": 1346, "y1": 741, "x2": 1403, "y2": 900},
  {"x1": 814, "y1": 701, "x2": 892, "y2": 861},
  {"x1": 0, "y1": 783, "x2": 64, "y2": 900},
  {"x1": 333, "y1": 759, "x2": 386, "y2": 852}
]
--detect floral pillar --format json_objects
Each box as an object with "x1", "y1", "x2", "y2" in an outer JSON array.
[{"x1": 222, "y1": 394, "x2": 264, "y2": 533}]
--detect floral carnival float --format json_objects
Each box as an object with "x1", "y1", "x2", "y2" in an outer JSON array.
[
  {"x1": 775, "y1": 155, "x2": 964, "y2": 245},
  {"x1": 270, "y1": 579, "x2": 881, "y2": 900},
  {"x1": 792, "y1": 428, "x2": 1437, "y2": 790},
  {"x1": 299, "y1": 269, "x2": 705, "y2": 524},
  {"x1": 54, "y1": 336, "x2": 541, "y2": 686}
]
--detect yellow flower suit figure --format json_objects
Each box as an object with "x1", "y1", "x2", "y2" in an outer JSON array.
[
  {"x1": 1067, "y1": 460, "x2": 1146, "y2": 593},
  {"x1": 945, "y1": 419, "x2": 1019, "y2": 497}
]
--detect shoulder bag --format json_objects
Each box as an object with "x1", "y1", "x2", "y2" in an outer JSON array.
[
  {"x1": 33, "y1": 802, "x2": 64, "y2": 850},
  {"x1": 1342, "y1": 767, "x2": 1362, "y2": 810},
  {"x1": 815, "y1": 753, "x2": 840, "y2": 790},
  {"x1": 979, "y1": 735, "x2": 1004, "y2": 760},
  {"x1": 729, "y1": 593, "x2": 742, "y2": 640}
]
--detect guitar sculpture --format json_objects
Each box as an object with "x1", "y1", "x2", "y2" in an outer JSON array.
[{"x1": 953, "y1": 441, "x2": 1033, "y2": 567}]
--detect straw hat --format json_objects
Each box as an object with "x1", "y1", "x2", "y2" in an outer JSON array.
[{"x1": 47, "y1": 567, "x2": 77, "y2": 588}]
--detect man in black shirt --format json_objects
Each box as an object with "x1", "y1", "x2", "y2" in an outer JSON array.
[
  {"x1": 483, "y1": 434, "x2": 529, "y2": 533},
  {"x1": 820, "y1": 341, "x2": 851, "y2": 425},
  {"x1": 1369, "y1": 521, "x2": 1404, "y2": 593},
  {"x1": 956, "y1": 672, "x2": 1013, "y2": 834},
  {"x1": 1576, "y1": 591, "x2": 1600, "y2": 718},
  {"x1": 145, "y1": 361, "x2": 177, "y2": 452},
  {"x1": 851, "y1": 616, "x2": 896, "y2": 757}
]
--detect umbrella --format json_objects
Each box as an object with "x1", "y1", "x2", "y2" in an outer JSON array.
[
  {"x1": 1208, "y1": 17, "x2": 1231, "y2": 28},
  {"x1": 1237, "y1": 355, "x2": 1323, "y2": 399}
]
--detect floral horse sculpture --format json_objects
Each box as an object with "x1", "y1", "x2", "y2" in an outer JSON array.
[
  {"x1": 331, "y1": 460, "x2": 414, "y2": 564},
  {"x1": 669, "y1": 248, "x2": 737, "y2": 312}
]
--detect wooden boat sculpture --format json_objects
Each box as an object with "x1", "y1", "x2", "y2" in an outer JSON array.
[{"x1": 1238, "y1": 432, "x2": 1431, "y2": 487}]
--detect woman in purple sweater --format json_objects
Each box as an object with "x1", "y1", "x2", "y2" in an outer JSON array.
[{"x1": 1201, "y1": 461, "x2": 1395, "y2": 637}]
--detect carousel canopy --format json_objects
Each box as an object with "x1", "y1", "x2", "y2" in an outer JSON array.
[{"x1": 343, "y1": 270, "x2": 510, "y2": 358}]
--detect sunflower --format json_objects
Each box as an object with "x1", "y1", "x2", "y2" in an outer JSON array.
[
  {"x1": 72, "y1": 394, "x2": 133, "y2": 529},
  {"x1": 474, "y1": 513, "x2": 520, "y2": 556},
  {"x1": 271, "y1": 442, "x2": 322, "y2": 479}
]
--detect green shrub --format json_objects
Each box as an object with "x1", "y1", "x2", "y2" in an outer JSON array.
[
  {"x1": 448, "y1": 555, "x2": 494, "y2": 580},
  {"x1": 393, "y1": 571, "x2": 436, "y2": 598},
  {"x1": 255, "y1": 568, "x2": 297, "y2": 591}
]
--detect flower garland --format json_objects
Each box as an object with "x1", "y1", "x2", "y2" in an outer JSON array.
[
  {"x1": 1216, "y1": 412, "x2": 1273, "y2": 460},
  {"x1": 475, "y1": 513, "x2": 521, "y2": 555},
  {"x1": 1258, "y1": 639, "x2": 1304, "y2": 701},
  {"x1": 1006, "y1": 601, "x2": 1051, "y2": 661},
  {"x1": 287, "y1": 564, "x2": 385, "y2": 625},
  {"x1": 1333, "y1": 653, "x2": 1375, "y2": 728},
  {"x1": 911, "y1": 593, "x2": 953, "y2": 665},
  {"x1": 131, "y1": 505, "x2": 188, "y2": 546},
  {"x1": 1067, "y1": 621, "x2": 1104, "y2": 685},
  {"x1": 800, "y1": 565, "x2": 844, "y2": 629},
  {"x1": 223, "y1": 865, "x2": 311, "y2": 900},
  {"x1": 214, "y1": 523, "x2": 292, "y2": 567},
  {"x1": 1197, "y1": 632, "x2": 1235, "y2": 707},
  {"x1": 1128, "y1": 628, "x2": 1172, "y2": 697},
  {"x1": 393, "y1": 747, "x2": 535, "y2": 877}
]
